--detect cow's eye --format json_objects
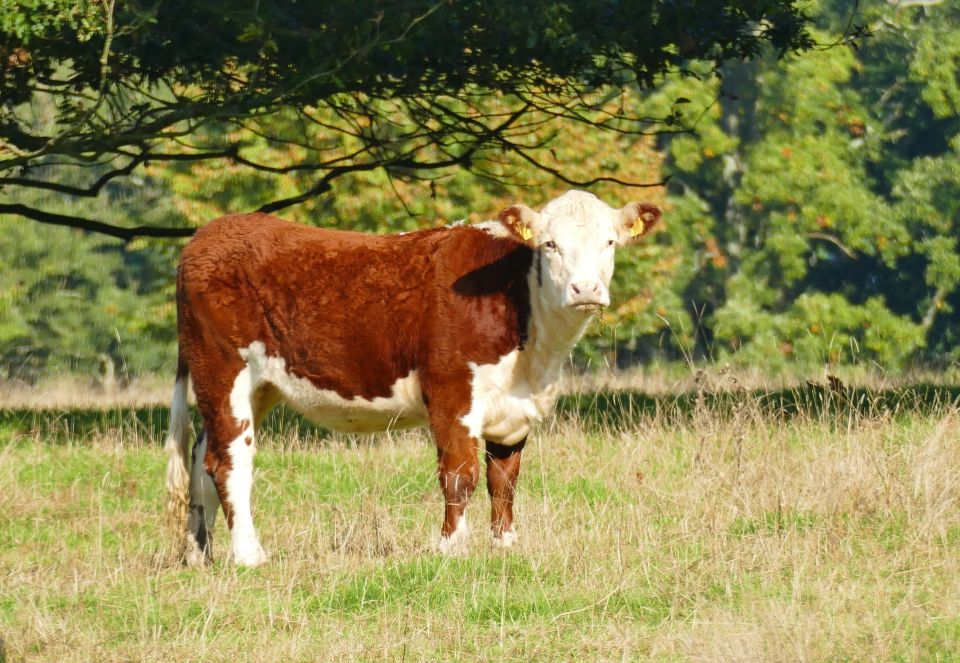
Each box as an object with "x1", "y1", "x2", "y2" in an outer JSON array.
[{"x1": 543, "y1": 241, "x2": 557, "y2": 251}]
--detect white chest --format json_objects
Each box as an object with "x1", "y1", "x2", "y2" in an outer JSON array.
[{"x1": 460, "y1": 350, "x2": 561, "y2": 446}]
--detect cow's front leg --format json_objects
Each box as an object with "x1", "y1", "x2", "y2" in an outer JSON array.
[
  {"x1": 433, "y1": 421, "x2": 480, "y2": 555},
  {"x1": 486, "y1": 438, "x2": 525, "y2": 548}
]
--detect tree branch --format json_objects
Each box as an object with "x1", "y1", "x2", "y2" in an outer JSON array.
[
  {"x1": 921, "y1": 285, "x2": 948, "y2": 331},
  {"x1": 256, "y1": 179, "x2": 335, "y2": 214},
  {"x1": 0, "y1": 159, "x2": 141, "y2": 197},
  {"x1": 0, "y1": 204, "x2": 195, "y2": 241},
  {"x1": 0, "y1": 147, "x2": 241, "y2": 196},
  {"x1": 805, "y1": 232, "x2": 857, "y2": 260},
  {"x1": 501, "y1": 139, "x2": 670, "y2": 189}
]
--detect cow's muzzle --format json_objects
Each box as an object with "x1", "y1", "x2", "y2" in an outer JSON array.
[{"x1": 565, "y1": 281, "x2": 610, "y2": 310}]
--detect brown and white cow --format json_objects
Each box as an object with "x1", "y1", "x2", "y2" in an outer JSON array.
[{"x1": 164, "y1": 190, "x2": 660, "y2": 566}]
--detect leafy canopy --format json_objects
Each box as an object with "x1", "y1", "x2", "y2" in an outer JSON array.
[
  {"x1": 646, "y1": 0, "x2": 960, "y2": 368},
  {"x1": 0, "y1": 0, "x2": 815, "y2": 238}
]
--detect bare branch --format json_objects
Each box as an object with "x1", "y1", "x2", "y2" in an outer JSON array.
[
  {"x1": 501, "y1": 140, "x2": 669, "y2": 189},
  {"x1": 256, "y1": 179, "x2": 335, "y2": 214},
  {"x1": 0, "y1": 147, "x2": 240, "y2": 196},
  {"x1": 0, "y1": 159, "x2": 140, "y2": 197},
  {"x1": 0, "y1": 203, "x2": 194, "y2": 240},
  {"x1": 805, "y1": 232, "x2": 857, "y2": 260}
]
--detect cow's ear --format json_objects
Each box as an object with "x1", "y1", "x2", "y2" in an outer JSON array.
[
  {"x1": 617, "y1": 202, "x2": 661, "y2": 244},
  {"x1": 498, "y1": 204, "x2": 540, "y2": 246}
]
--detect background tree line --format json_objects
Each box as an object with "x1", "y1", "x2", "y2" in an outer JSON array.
[{"x1": 2, "y1": 0, "x2": 957, "y2": 380}]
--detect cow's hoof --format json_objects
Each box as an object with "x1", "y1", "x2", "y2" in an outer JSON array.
[
  {"x1": 233, "y1": 544, "x2": 269, "y2": 567},
  {"x1": 437, "y1": 517, "x2": 470, "y2": 555},
  {"x1": 182, "y1": 533, "x2": 211, "y2": 568},
  {"x1": 490, "y1": 527, "x2": 517, "y2": 549}
]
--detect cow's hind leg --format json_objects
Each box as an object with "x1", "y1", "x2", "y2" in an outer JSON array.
[
  {"x1": 486, "y1": 438, "x2": 525, "y2": 548},
  {"x1": 184, "y1": 429, "x2": 221, "y2": 566},
  {"x1": 202, "y1": 368, "x2": 269, "y2": 567}
]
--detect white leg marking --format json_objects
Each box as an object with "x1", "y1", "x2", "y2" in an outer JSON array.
[
  {"x1": 491, "y1": 526, "x2": 517, "y2": 549},
  {"x1": 438, "y1": 515, "x2": 470, "y2": 555},
  {"x1": 226, "y1": 366, "x2": 268, "y2": 567},
  {"x1": 226, "y1": 432, "x2": 268, "y2": 567}
]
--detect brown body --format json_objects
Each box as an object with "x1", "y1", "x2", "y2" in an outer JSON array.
[
  {"x1": 169, "y1": 213, "x2": 535, "y2": 563},
  {"x1": 178, "y1": 215, "x2": 530, "y2": 403}
]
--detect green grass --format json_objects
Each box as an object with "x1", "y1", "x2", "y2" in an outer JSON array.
[{"x1": 3, "y1": 381, "x2": 960, "y2": 661}]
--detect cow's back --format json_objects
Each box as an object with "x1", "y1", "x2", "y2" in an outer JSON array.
[
  {"x1": 176, "y1": 213, "x2": 531, "y2": 412},
  {"x1": 177, "y1": 214, "x2": 439, "y2": 401}
]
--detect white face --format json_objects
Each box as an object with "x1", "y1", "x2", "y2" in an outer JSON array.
[{"x1": 499, "y1": 190, "x2": 660, "y2": 312}]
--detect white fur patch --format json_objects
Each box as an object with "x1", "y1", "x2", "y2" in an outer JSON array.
[
  {"x1": 225, "y1": 367, "x2": 268, "y2": 567},
  {"x1": 238, "y1": 341, "x2": 428, "y2": 433},
  {"x1": 225, "y1": 429, "x2": 268, "y2": 567},
  {"x1": 491, "y1": 526, "x2": 517, "y2": 549},
  {"x1": 471, "y1": 220, "x2": 513, "y2": 238},
  {"x1": 460, "y1": 351, "x2": 558, "y2": 446},
  {"x1": 438, "y1": 515, "x2": 470, "y2": 555}
]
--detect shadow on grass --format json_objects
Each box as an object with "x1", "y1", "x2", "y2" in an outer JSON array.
[
  {"x1": 3, "y1": 383, "x2": 959, "y2": 444},
  {"x1": 556, "y1": 382, "x2": 960, "y2": 429},
  {"x1": 0, "y1": 402, "x2": 328, "y2": 445}
]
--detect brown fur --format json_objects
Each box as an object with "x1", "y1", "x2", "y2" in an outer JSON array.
[{"x1": 175, "y1": 213, "x2": 534, "y2": 546}]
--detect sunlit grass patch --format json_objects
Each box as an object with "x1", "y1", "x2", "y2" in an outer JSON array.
[{"x1": 3, "y1": 381, "x2": 960, "y2": 660}]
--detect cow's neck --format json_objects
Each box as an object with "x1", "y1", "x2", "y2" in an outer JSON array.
[{"x1": 520, "y1": 271, "x2": 593, "y2": 391}]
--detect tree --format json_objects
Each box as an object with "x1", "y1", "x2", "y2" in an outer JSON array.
[
  {"x1": 0, "y1": 219, "x2": 176, "y2": 379},
  {"x1": 0, "y1": 0, "x2": 817, "y2": 240},
  {"x1": 877, "y1": 0, "x2": 960, "y2": 359},
  {"x1": 650, "y1": 0, "x2": 960, "y2": 369}
]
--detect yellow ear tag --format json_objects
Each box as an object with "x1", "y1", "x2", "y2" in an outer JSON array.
[
  {"x1": 518, "y1": 225, "x2": 533, "y2": 241},
  {"x1": 629, "y1": 218, "x2": 646, "y2": 238}
]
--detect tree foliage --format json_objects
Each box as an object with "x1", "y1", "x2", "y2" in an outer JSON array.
[
  {"x1": 653, "y1": 0, "x2": 960, "y2": 368},
  {"x1": 9, "y1": 1, "x2": 960, "y2": 378},
  {"x1": 0, "y1": 0, "x2": 815, "y2": 237},
  {"x1": 0, "y1": 219, "x2": 175, "y2": 378}
]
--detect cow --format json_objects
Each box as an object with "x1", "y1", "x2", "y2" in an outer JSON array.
[{"x1": 164, "y1": 190, "x2": 660, "y2": 566}]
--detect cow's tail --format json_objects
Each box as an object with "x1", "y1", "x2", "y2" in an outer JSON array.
[{"x1": 164, "y1": 355, "x2": 192, "y2": 536}]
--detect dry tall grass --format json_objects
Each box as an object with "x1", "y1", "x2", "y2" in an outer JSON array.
[
  {"x1": 2, "y1": 380, "x2": 959, "y2": 661},
  {"x1": 0, "y1": 374, "x2": 173, "y2": 410}
]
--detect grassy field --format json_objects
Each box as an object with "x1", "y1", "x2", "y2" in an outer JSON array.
[{"x1": 3, "y1": 376, "x2": 960, "y2": 661}]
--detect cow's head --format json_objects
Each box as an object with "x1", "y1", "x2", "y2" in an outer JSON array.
[{"x1": 498, "y1": 190, "x2": 660, "y2": 312}]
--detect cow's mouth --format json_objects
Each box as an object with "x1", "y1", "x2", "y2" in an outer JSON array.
[{"x1": 573, "y1": 303, "x2": 605, "y2": 312}]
